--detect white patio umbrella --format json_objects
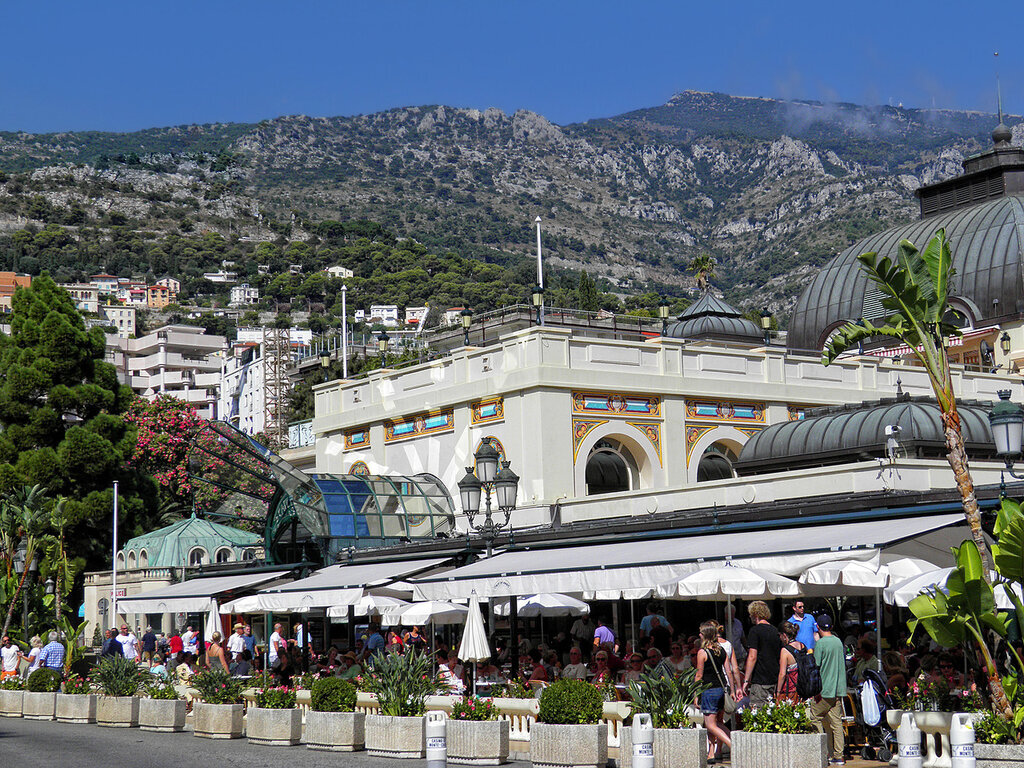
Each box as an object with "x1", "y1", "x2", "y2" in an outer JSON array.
[
  {"x1": 880, "y1": 556, "x2": 941, "y2": 584},
  {"x1": 885, "y1": 568, "x2": 1021, "y2": 609},
  {"x1": 458, "y1": 597, "x2": 491, "y2": 695},
  {"x1": 204, "y1": 600, "x2": 221, "y2": 644},
  {"x1": 326, "y1": 595, "x2": 410, "y2": 618},
  {"x1": 385, "y1": 601, "x2": 469, "y2": 626},
  {"x1": 799, "y1": 560, "x2": 887, "y2": 589},
  {"x1": 658, "y1": 564, "x2": 800, "y2": 600},
  {"x1": 493, "y1": 593, "x2": 591, "y2": 617}
]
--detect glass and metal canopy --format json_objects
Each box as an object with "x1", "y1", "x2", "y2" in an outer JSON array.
[{"x1": 187, "y1": 421, "x2": 455, "y2": 564}]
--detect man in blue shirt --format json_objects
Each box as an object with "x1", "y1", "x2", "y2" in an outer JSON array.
[
  {"x1": 365, "y1": 624, "x2": 386, "y2": 659},
  {"x1": 788, "y1": 600, "x2": 819, "y2": 651},
  {"x1": 37, "y1": 631, "x2": 66, "y2": 670}
]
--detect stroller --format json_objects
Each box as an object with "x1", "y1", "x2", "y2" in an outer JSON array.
[{"x1": 857, "y1": 667, "x2": 897, "y2": 762}]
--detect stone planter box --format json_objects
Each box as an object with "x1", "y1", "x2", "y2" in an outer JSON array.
[
  {"x1": 366, "y1": 714, "x2": 426, "y2": 758},
  {"x1": 448, "y1": 718, "x2": 510, "y2": 765},
  {"x1": 247, "y1": 706, "x2": 302, "y2": 746},
  {"x1": 96, "y1": 695, "x2": 140, "y2": 727},
  {"x1": 619, "y1": 726, "x2": 708, "y2": 768},
  {"x1": 530, "y1": 723, "x2": 608, "y2": 768},
  {"x1": 0, "y1": 689, "x2": 23, "y2": 717},
  {"x1": 732, "y1": 731, "x2": 827, "y2": 768},
  {"x1": 193, "y1": 702, "x2": 244, "y2": 739},
  {"x1": 56, "y1": 693, "x2": 96, "y2": 723},
  {"x1": 305, "y1": 710, "x2": 366, "y2": 752},
  {"x1": 139, "y1": 698, "x2": 187, "y2": 732},
  {"x1": 976, "y1": 743, "x2": 1024, "y2": 767},
  {"x1": 22, "y1": 691, "x2": 57, "y2": 720}
]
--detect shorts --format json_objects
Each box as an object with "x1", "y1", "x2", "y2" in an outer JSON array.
[
  {"x1": 142, "y1": 650, "x2": 154, "y2": 662},
  {"x1": 700, "y1": 686, "x2": 725, "y2": 715}
]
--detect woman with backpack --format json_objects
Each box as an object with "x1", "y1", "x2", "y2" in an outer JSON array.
[{"x1": 776, "y1": 621, "x2": 805, "y2": 702}]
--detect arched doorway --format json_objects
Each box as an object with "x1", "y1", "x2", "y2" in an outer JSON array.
[{"x1": 585, "y1": 439, "x2": 639, "y2": 495}]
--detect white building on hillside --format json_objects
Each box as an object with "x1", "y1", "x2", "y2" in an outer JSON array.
[
  {"x1": 368, "y1": 305, "x2": 400, "y2": 327},
  {"x1": 203, "y1": 270, "x2": 238, "y2": 284},
  {"x1": 61, "y1": 284, "x2": 100, "y2": 314},
  {"x1": 405, "y1": 306, "x2": 429, "y2": 326},
  {"x1": 230, "y1": 284, "x2": 260, "y2": 307},
  {"x1": 99, "y1": 303, "x2": 136, "y2": 339},
  {"x1": 325, "y1": 266, "x2": 353, "y2": 279}
]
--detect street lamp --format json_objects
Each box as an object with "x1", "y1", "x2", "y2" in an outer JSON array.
[
  {"x1": 377, "y1": 331, "x2": 389, "y2": 367},
  {"x1": 532, "y1": 286, "x2": 544, "y2": 327},
  {"x1": 458, "y1": 442, "x2": 519, "y2": 557},
  {"x1": 320, "y1": 351, "x2": 330, "y2": 383},
  {"x1": 658, "y1": 300, "x2": 670, "y2": 336},
  {"x1": 990, "y1": 390, "x2": 1024, "y2": 480},
  {"x1": 1001, "y1": 332, "x2": 1012, "y2": 355},
  {"x1": 760, "y1": 310, "x2": 772, "y2": 346},
  {"x1": 461, "y1": 309, "x2": 473, "y2": 347}
]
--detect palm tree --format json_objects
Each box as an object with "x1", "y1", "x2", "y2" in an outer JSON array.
[
  {"x1": 821, "y1": 228, "x2": 1012, "y2": 715},
  {"x1": 0, "y1": 485, "x2": 52, "y2": 641},
  {"x1": 689, "y1": 254, "x2": 716, "y2": 292}
]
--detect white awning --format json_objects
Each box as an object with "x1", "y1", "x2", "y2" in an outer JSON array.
[
  {"x1": 412, "y1": 513, "x2": 966, "y2": 600},
  {"x1": 236, "y1": 557, "x2": 451, "y2": 612},
  {"x1": 118, "y1": 571, "x2": 292, "y2": 614}
]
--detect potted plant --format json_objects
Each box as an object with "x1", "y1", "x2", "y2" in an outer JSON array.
[
  {"x1": 0, "y1": 675, "x2": 25, "y2": 717},
  {"x1": 22, "y1": 668, "x2": 62, "y2": 720},
  {"x1": 57, "y1": 673, "x2": 96, "y2": 723},
  {"x1": 247, "y1": 685, "x2": 301, "y2": 746},
  {"x1": 620, "y1": 669, "x2": 710, "y2": 768},
  {"x1": 92, "y1": 655, "x2": 146, "y2": 727},
  {"x1": 362, "y1": 648, "x2": 443, "y2": 758},
  {"x1": 191, "y1": 669, "x2": 245, "y2": 739},
  {"x1": 139, "y1": 680, "x2": 186, "y2": 732},
  {"x1": 733, "y1": 700, "x2": 826, "y2": 768},
  {"x1": 532, "y1": 678, "x2": 607, "y2": 768},
  {"x1": 306, "y1": 677, "x2": 364, "y2": 752},
  {"x1": 447, "y1": 696, "x2": 509, "y2": 766},
  {"x1": 971, "y1": 710, "x2": 1024, "y2": 767}
]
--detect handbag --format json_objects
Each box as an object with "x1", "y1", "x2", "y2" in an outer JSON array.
[{"x1": 708, "y1": 647, "x2": 738, "y2": 714}]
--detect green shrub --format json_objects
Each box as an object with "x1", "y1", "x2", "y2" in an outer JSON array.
[
  {"x1": 254, "y1": 686, "x2": 296, "y2": 709},
  {"x1": 974, "y1": 710, "x2": 1016, "y2": 745},
  {"x1": 359, "y1": 648, "x2": 442, "y2": 716},
  {"x1": 91, "y1": 655, "x2": 147, "y2": 697},
  {"x1": 146, "y1": 681, "x2": 181, "y2": 700},
  {"x1": 628, "y1": 668, "x2": 708, "y2": 729},
  {"x1": 26, "y1": 668, "x2": 62, "y2": 693},
  {"x1": 491, "y1": 679, "x2": 531, "y2": 699},
  {"x1": 0, "y1": 676, "x2": 25, "y2": 691},
  {"x1": 310, "y1": 677, "x2": 356, "y2": 712},
  {"x1": 190, "y1": 669, "x2": 244, "y2": 705},
  {"x1": 741, "y1": 700, "x2": 815, "y2": 734},
  {"x1": 538, "y1": 679, "x2": 603, "y2": 725}
]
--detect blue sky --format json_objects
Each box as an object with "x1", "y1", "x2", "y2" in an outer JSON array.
[{"x1": 2, "y1": 1, "x2": 1017, "y2": 133}]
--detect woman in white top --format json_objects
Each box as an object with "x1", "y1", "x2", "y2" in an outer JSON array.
[
  {"x1": 26, "y1": 636, "x2": 43, "y2": 674},
  {"x1": 667, "y1": 640, "x2": 691, "y2": 674},
  {"x1": 715, "y1": 622, "x2": 743, "y2": 693}
]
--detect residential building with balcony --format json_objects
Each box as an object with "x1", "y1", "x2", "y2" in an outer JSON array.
[
  {"x1": 98, "y1": 303, "x2": 136, "y2": 339},
  {"x1": 156, "y1": 276, "x2": 181, "y2": 294},
  {"x1": 230, "y1": 284, "x2": 260, "y2": 307},
  {"x1": 61, "y1": 283, "x2": 100, "y2": 314},
  {"x1": 147, "y1": 284, "x2": 173, "y2": 308}
]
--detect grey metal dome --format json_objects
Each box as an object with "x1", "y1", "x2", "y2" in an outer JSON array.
[
  {"x1": 665, "y1": 292, "x2": 763, "y2": 344},
  {"x1": 787, "y1": 195, "x2": 1024, "y2": 353},
  {"x1": 735, "y1": 397, "x2": 995, "y2": 475}
]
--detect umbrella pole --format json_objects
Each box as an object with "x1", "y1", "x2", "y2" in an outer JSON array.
[{"x1": 630, "y1": 598, "x2": 636, "y2": 650}]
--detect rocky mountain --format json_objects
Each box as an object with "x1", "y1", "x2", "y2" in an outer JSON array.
[{"x1": 1, "y1": 91, "x2": 1018, "y2": 317}]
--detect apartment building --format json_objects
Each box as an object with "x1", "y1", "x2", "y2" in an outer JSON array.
[{"x1": 0, "y1": 272, "x2": 31, "y2": 313}]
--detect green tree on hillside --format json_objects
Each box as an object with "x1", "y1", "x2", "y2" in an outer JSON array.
[{"x1": 577, "y1": 271, "x2": 600, "y2": 312}]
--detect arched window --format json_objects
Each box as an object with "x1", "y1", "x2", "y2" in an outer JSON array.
[
  {"x1": 139, "y1": 550, "x2": 148, "y2": 568},
  {"x1": 116, "y1": 552, "x2": 125, "y2": 569},
  {"x1": 697, "y1": 443, "x2": 738, "y2": 482},
  {"x1": 215, "y1": 548, "x2": 233, "y2": 563},
  {"x1": 585, "y1": 439, "x2": 639, "y2": 495},
  {"x1": 127, "y1": 552, "x2": 137, "y2": 569},
  {"x1": 241, "y1": 549, "x2": 256, "y2": 561},
  {"x1": 188, "y1": 548, "x2": 207, "y2": 567}
]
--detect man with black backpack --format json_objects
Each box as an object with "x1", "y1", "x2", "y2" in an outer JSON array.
[{"x1": 810, "y1": 614, "x2": 847, "y2": 766}]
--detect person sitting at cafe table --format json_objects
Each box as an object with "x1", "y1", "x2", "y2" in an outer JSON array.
[
  {"x1": 593, "y1": 649, "x2": 614, "y2": 684},
  {"x1": 622, "y1": 652, "x2": 645, "y2": 684},
  {"x1": 339, "y1": 651, "x2": 361, "y2": 680},
  {"x1": 562, "y1": 647, "x2": 589, "y2": 680},
  {"x1": 527, "y1": 649, "x2": 548, "y2": 682}
]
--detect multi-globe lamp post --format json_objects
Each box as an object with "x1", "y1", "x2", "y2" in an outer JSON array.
[{"x1": 457, "y1": 441, "x2": 519, "y2": 558}]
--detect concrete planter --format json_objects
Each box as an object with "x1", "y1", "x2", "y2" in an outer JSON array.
[
  {"x1": 247, "y1": 706, "x2": 302, "y2": 746},
  {"x1": 0, "y1": 689, "x2": 23, "y2": 717},
  {"x1": 530, "y1": 723, "x2": 608, "y2": 768},
  {"x1": 732, "y1": 731, "x2": 827, "y2": 768},
  {"x1": 365, "y1": 714, "x2": 426, "y2": 758},
  {"x1": 448, "y1": 719, "x2": 510, "y2": 765},
  {"x1": 976, "y1": 743, "x2": 1024, "y2": 767},
  {"x1": 193, "y1": 702, "x2": 244, "y2": 739},
  {"x1": 22, "y1": 691, "x2": 57, "y2": 720},
  {"x1": 139, "y1": 698, "x2": 187, "y2": 732},
  {"x1": 619, "y1": 726, "x2": 708, "y2": 768},
  {"x1": 96, "y1": 695, "x2": 140, "y2": 727},
  {"x1": 56, "y1": 693, "x2": 96, "y2": 723},
  {"x1": 305, "y1": 710, "x2": 366, "y2": 751}
]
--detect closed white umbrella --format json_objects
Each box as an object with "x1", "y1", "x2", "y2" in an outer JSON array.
[
  {"x1": 457, "y1": 597, "x2": 490, "y2": 696},
  {"x1": 799, "y1": 560, "x2": 887, "y2": 589},
  {"x1": 658, "y1": 564, "x2": 800, "y2": 600},
  {"x1": 204, "y1": 600, "x2": 221, "y2": 643},
  {"x1": 326, "y1": 595, "x2": 410, "y2": 618},
  {"x1": 386, "y1": 601, "x2": 469, "y2": 626},
  {"x1": 493, "y1": 593, "x2": 591, "y2": 617}
]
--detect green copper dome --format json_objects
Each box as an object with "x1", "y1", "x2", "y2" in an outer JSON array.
[{"x1": 119, "y1": 515, "x2": 262, "y2": 569}]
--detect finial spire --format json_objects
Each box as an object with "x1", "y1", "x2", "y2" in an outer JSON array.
[
  {"x1": 992, "y1": 51, "x2": 1012, "y2": 147},
  {"x1": 996, "y1": 51, "x2": 1004, "y2": 125}
]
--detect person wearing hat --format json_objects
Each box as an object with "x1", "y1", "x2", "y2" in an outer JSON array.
[
  {"x1": 809, "y1": 613, "x2": 847, "y2": 766},
  {"x1": 226, "y1": 622, "x2": 246, "y2": 661},
  {"x1": 339, "y1": 650, "x2": 361, "y2": 680}
]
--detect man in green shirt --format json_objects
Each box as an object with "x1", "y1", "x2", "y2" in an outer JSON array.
[{"x1": 810, "y1": 614, "x2": 846, "y2": 765}]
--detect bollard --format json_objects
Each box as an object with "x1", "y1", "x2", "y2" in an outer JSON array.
[
  {"x1": 950, "y1": 712, "x2": 976, "y2": 768},
  {"x1": 631, "y1": 712, "x2": 654, "y2": 768},
  {"x1": 897, "y1": 712, "x2": 924, "y2": 768},
  {"x1": 426, "y1": 710, "x2": 447, "y2": 768}
]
